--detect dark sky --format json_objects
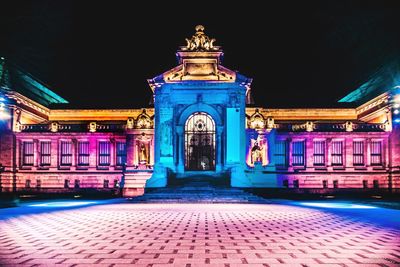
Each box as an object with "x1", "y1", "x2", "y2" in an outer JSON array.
[{"x1": 1, "y1": 0, "x2": 400, "y2": 108}]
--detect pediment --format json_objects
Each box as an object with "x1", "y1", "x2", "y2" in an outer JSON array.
[{"x1": 163, "y1": 63, "x2": 236, "y2": 82}]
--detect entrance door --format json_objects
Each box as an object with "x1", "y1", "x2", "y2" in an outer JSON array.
[{"x1": 185, "y1": 112, "x2": 215, "y2": 170}]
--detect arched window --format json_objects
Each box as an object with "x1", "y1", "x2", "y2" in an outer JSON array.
[{"x1": 185, "y1": 112, "x2": 215, "y2": 170}]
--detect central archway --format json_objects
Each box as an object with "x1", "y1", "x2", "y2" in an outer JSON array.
[{"x1": 185, "y1": 112, "x2": 216, "y2": 171}]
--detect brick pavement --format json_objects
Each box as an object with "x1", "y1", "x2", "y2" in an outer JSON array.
[{"x1": 0, "y1": 203, "x2": 399, "y2": 266}]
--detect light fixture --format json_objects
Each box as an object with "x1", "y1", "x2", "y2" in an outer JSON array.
[{"x1": 0, "y1": 96, "x2": 9, "y2": 119}]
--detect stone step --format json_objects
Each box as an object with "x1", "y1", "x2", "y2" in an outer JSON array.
[
  {"x1": 130, "y1": 186, "x2": 268, "y2": 203},
  {"x1": 130, "y1": 176, "x2": 268, "y2": 203}
]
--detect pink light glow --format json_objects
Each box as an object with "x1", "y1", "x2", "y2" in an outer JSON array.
[{"x1": 0, "y1": 203, "x2": 399, "y2": 266}]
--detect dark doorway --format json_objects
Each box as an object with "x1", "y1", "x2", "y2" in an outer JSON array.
[{"x1": 185, "y1": 112, "x2": 215, "y2": 171}]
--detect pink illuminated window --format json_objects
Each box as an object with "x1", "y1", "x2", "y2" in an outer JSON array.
[
  {"x1": 275, "y1": 140, "x2": 288, "y2": 167},
  {"x1": 313, "y1": 140, "x2": 325, "y2": 166},
  {"x1": 98, "y1": 141, "x2": 111, "y2": 166},
  {"x1": 116, "y1": 142, "x2": 126, "y2": 166},
  {"x1": 22, "y1": 141, "x2": 34, "y2": 166},
  {"x1": 331, "y1": 141, "x2": 343, "y2": 166},
  {"x1": 292, "y1": 141, "x2": 305, "y2": 166},
  {"x1": 40, "y1": 141, "x2": 51, "y2": 166},
  {"x1": 78, "y1": 141, "x2": 89, "y2": 166},
  {"x1": 370, "y1": 141, "x2": 382, "y2": 166},
  {"x1": 353, "y1": 141, "x2": 364, "y2": 166},
  {"x1": 60, "y1": 141, "x2": 72, "y2": 166}
]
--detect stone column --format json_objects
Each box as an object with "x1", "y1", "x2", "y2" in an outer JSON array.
[
  {"x1": 149, "y1": 137, "x2": 154, "y2": 166},
  {"x1": 216, "y1": 126, "x2": 223, "y2": 172},
  {"x1": 176, "y1": 126, "x2": 184, "y2": 173},
  {"x1": 71, "y1": 138, "x2": 76, "y2": 168},
  {"x1": 34, "y1": 139, "x2": 38, "y2": 167},
  {"x1": 110, "y1": 138, "x2": 115, "y2": 167},
  {"x1": 126, "y1": 134, "x2": 135, "y2": 168}
]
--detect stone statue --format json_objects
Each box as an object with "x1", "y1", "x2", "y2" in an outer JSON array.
[
  {"x1": 251, "y1": 141, "x2": 263, "y2": 163},
  {"x1": 89, "y1": 122, "x2": 96, "y2": 132},
  {"x1": 247, "y1": 137, "x2": 269, "y2": 167},
  {"x1": 139, "y1": 143, "x2": 147, "y2": 164},
  {"x1": 345, "y1": 121, "x2": 353, "y2": 132},
  {"x1": 127, "y1": 118, "x2": 134, "y2": 129},
  {"x1": 266, "y1": 117, "x2": 274, "y2": 130},
  {"x1": 50, "y1": 122, "x2": 59, "y2": 132}
]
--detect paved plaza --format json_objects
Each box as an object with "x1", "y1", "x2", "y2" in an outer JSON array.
[{"x1": 0, "y1": 200, "x2": 399, "y2": 267}]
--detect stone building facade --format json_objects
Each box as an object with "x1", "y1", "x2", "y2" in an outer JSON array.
[{"x1": 0, "y1": 26, "x2": 399, "y2": 196}]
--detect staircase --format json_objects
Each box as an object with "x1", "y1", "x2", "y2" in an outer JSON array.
[{"x1": 129, "y1": 176, "x2": 269, "y2": 203}]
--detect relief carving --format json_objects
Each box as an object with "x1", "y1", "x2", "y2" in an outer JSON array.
[{"x1": 181, "y1": 25, "x2": 219, "y2": 51}]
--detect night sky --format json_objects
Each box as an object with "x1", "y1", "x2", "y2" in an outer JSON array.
[{"x1": 1, "y1": 0, "x2": 400, "y2": 108}]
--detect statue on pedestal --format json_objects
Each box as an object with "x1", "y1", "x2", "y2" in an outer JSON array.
[
  {"x1": 247, "y1": 136, "x2": 269, "y2": 167},
  {"x1": 251, "y1": 141, "x2": 263, "y2": 164},
  {"x1": 139, "y1": 143, "x2": 148, "y2": 165}
]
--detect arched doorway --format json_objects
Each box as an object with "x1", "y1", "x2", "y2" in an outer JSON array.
[{"x1": 185, "y1": 112, "x2": 216, "y2": 171}]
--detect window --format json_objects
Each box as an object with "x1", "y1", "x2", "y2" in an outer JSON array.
[
  {"x1": 274, "y1": 140, "x2": 288, "y2": 167},
  {"x1": 116, "y1": 142, "x2": 126, "y2": 166},
  {"x1": 322, "y1": 180, "x2": 328, "y2": 188},
  {"x1": 333, "y1": 180, "x2": 338, "y2": 188},
  {"x1": 331, "y1": 141, "x2": 343, "y2": 166},
  {"x1": 25, "y1": 179, "x2": 31, "y2": 188},
  {"x1": 353, "y1": 141, "x2": 364, "y2": 166},
  {"x1": 22, "y1": 141, "x2": 34, "y2": 166},
  {"x1": 78, "y1": 141, "x2": 90, "y2": 166},
  {"x1": 98, "y1": 141, "x2": 111, "y2": 166},
  {"x1": 370, "y1": 141, "x2": 382, "y2": 166},
  {"x1": 292, "y1": 141, "x2": 305, "y2": 166},
  {"x1": 60, "y1": 141, "x2": 72, "y2": 166},
  {"x1": 103, "y1": 179, "x2": 109, "y2": 188},
  {"x1": 40, "y1": 141, "x2": 51, "y2": 166},
  {"x1": 313, "y1": 140, "x2": 325, "y2": 166},
  {"x1": 293, "y1": 180, "x2": 299, "y2": 188}
]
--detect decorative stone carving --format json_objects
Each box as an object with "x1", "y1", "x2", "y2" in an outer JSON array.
[
  {"x1": 247, "y1": 135, "x2": 268, "y2": 167},
  {"x1": 127, "y1": 117, "x2": 134, "y2": 129},
  {"x1": 138, "y1": 142, "x2": 148, "y2": 164},
  {"x1": 49, "y1": 122, "x2": 59, "y2": 132},
  {"x1": 384, "y1": 120, "x2": 392, "y2": 132},
  {"x1": 248, "y1": 109, "x2": 265, "y2": 129},
  {"x1": 266, "y1": 117, "x2": 274, "y2": 131},
  {"x1": 306, "y1": 121, "x2": 314, "y2": 132},
  {"x1": 345, "y1": 121, "x2": 353, "y2": 132},
  {"x1": 181, "y1": 25, "x2": 219, "y2": 51},
  {"x1": 136, "y1": 109, "x2": 153, "y2": 129},
  {"x1": 13, "y1": 108, "x2": 21, "y2": 133},
  {"x1": 89, "y1": 122, "x2": 97, "y2": 132},
  {"x1": 251, "y1": 141, "x2": 263, "y2": 163}
]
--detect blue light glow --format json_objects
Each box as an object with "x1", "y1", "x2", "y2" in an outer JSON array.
[
  {"x1": 29, "y1": 201, "x2": 96, "y2": 207},
  {"x1": 299, "y1": 202, "x2": 377, "y2": 209}
]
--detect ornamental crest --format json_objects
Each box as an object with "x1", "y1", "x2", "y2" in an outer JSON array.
[{"x1": 181, "y1": 25, "x2": 220, "y2": 51}]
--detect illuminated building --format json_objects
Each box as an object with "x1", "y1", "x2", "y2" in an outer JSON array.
[{"x1": 0, "y1": 26, "x2": 399, "y2": 196}]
